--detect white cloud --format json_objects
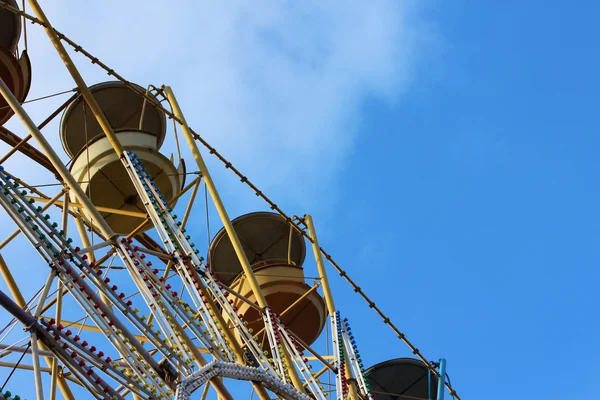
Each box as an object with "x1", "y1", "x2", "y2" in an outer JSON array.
[{"x1": 3, "y1": 0, "x2": 434, "y2": 208}]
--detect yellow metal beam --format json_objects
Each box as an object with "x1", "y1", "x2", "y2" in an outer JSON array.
[
  {"x1": 28, "y1": 196, "x2": 147, "y2": 218},
  {"x1": 181, "y1": 175, "x2": 201, "y2": 229},
  {"x1": 305, "y1": 214, "x2": 359, "y2": 400},
  {"x1": 200, "y1": 383, "x2": 211, "y2": 400},
  {"x1": 164, "y1": 85, "x2": 277, "y2": 399},
  {"x1": 43, "y1": 318, "x2": 212, "y2": 354},
  {"x1": 0, "y1": 361, "x2": 84, "y2": 387},
  {"x1": 305, "y1": 215, "x2": 335, "y2": 315},
  {"x1": 0, "y1": 133, "x2": 32, "y2": 165},
  {"x1": 305, "y1": 355, "x2": 334, "y2": 361},
  {"x1": 306, "y1": 365, "x2": 329, "y2": 385},
  {"x1": 52, "y1": 191, "x2": 70, "y2": 400},
  {"x1": 164, "y1": 86, "x2": 267, "y2": 309},
  {"x1": 281, "y1": 283, "x2": 320, "y2": 318},
  {"x1": 0, "y1": 254, "x2": 26, "y2": 306},
  {"x1": 50, "y1": 278, "x2": 63, "y2": 400}
]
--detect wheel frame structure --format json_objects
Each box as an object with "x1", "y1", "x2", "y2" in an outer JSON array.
[{"x1": 0, "y1": 1, "x2": 461, "y2": 400}]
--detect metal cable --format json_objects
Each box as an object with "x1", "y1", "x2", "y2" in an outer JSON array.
[
  {"x1": 82, "y1": 100, "x2": 94, "y2": 248},
  {"x1": 20, "y1": 170, "x2": 202, "y2": 189},
  {"x1": 204, "y1": 182, "x2": 210, "y2": 258},
  {"x1": 0, "y1": 88, "x2": 76, "y2": 111},
  {"x1": 0, "y1": 341, "x2": 30, "y2": 391},
  {"x1": 21, "y1": 0, "x2": 27, "y2": 52},
  {"x1": 23, "y1": 88, "x2": 77, "y2": 104}
]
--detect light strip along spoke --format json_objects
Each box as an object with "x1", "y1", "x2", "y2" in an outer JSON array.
[
  {"x1": 124, "y1": 245, "x2": 218, "y2": 356},
  {"x1": 122, "y1": 150, "x2": 276, "y2": 369},
  {"x1": 37, "y1": 321, "x2": 124, "y2": 399},
  {"x1": 340, "y1": 315, "x2": 373, "y2": 399},
  {"x1": 0, "y1": 173, "x2": 191, "y2": 373},
  {"x1": 0, "y1": 167, "x2": 173, "y2": 399},
  {"x1": 263, "y1": 309, "x2": 287, "y2": 379},
  {"x1": 267, "y1": 309, "x2": 327, "y2": 398},
  {"x1": 115, "y1": 241, "x2": 209, "y2": 366},
  {"x1": 199, "y1": 265, "x2": 272, "y2": 370},
  {"x1": 40, "y1": 318, "x2": 153, "y2": 398},
  {"x1": 331, "y1": 312, "x2": 346, "y2": 399},
  {"x1": 122, "y1": 152, "x2": 233, "y2": 360}
]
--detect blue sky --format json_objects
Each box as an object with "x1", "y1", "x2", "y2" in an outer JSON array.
[
  {"x1": 333, "y1": 1, "x2": 600, "y2": 398},
  {"x1": 0, "y1": 0, "x2": 598, "y2": 399}
]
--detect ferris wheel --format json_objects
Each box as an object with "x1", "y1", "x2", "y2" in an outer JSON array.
[{"x1": 0, "y1": 1, "x2": 462, "y2": 399}]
